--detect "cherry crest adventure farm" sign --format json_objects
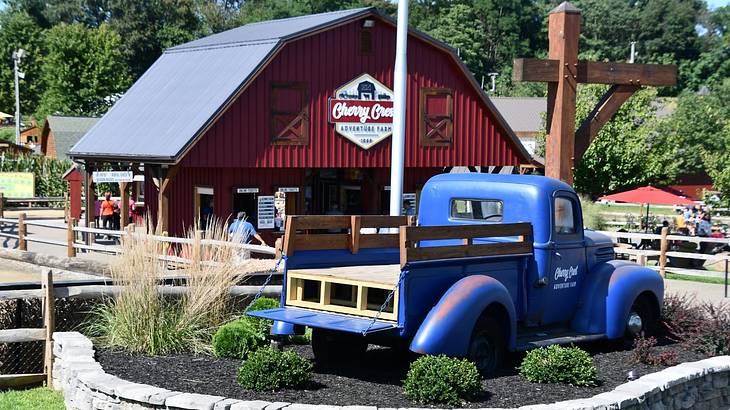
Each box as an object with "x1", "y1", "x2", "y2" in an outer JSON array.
[{"x1": 328, "y1": 74, "x2": 394, "y2": 149}]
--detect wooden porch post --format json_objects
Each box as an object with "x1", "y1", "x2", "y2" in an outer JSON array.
[
  {"x1": 119, "y1": 181, "x2": 129, "y2": 230},
  {"x1": 156, "y1": 165, "x2": 179, "y2": 235},
  {"x1": 84, "y1": 164, "x2": 95, "y2": 244},
  {"x1": 545, "y1": 2, "x2": 580, "y2": 185}
]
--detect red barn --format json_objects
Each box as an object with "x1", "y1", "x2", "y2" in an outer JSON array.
[{"x1": 70, "y1": 7, "x2": 532, "y2": 241}]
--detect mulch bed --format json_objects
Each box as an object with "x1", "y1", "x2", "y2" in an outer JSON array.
[{"x1": 96, "y1": 339, "x2": 705, "y2": 408}]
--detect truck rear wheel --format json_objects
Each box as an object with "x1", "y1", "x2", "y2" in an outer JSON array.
[
  {"x1": 311, "y1": 328, "x2": 367, "y2": 365},
  {"x1": 467, "y1": 316, "x2": 505, "y2": 376}
]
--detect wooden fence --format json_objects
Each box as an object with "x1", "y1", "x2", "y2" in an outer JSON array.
[
  {"x1": 0, "y1": 214, "x2": 276, "y2": 262},
  {"x1": 0, "y1": 269, "x2": 54, "y2": 388},
  {"x1": 598, "y1": 228, "x2": 730, "y2": 297}
]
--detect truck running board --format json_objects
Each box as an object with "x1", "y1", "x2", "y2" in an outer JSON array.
[
  {"x1": 515, "y1": 332, "x2": 605, "y2": 351},
  {"x1": 247, "y1": 307, "x2": 398, "y2": 335}
]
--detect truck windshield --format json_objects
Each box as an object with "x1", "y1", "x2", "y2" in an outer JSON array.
[{"x1": 450, "y1": 199, "x2": 503, "y2": 222}]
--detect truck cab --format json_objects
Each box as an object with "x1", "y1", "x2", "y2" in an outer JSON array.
[{"x1": 249, "y1": 174, "x2": 663, "y2": 375}]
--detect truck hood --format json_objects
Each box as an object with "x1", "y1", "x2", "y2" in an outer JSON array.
[{"x1": 584, "y1": 229, "x2": 613, "y2": 248}]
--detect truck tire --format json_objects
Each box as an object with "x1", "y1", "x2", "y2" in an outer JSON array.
[
  {"x1": 311, "y1": 328, "x2": 367, "y2": 365},
  {"x1": 467, "y1": 316, "x2": 505, "y2": 376},
  {"x1": 623, "y1": 295, "x2": 658, "y2": 343}
]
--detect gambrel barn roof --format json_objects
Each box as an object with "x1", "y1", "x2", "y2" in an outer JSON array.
[{"x1": 69, "y1": 8, "x2": 531, "y2": 164}]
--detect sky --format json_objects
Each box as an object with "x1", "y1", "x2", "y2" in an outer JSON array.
[{"x1": 708, "y1": 0, "x2": 730, "y2": 8}]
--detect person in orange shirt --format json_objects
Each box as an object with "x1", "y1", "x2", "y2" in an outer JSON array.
[{"x1": 100, "y1": 192, "x2": 116, "y2": 231}]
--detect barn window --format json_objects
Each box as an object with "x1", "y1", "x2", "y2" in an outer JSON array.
[
  {"x1": 271, "y1": 82, "x2": 309, "y2": 145},
  {"x1": 420, "y1": 88, "x2": 453, "y2": 146},
  {"x1": 360, "y1": 27, "x2": 373, "y2": 55}
]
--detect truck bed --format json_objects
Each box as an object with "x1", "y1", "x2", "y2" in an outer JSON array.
[
  {"x1": 287, "y1": 264, "x2": 401, "y2": 287},
  {"x1": 285, "y1": 264, "x2": 401, "y2": 321}
]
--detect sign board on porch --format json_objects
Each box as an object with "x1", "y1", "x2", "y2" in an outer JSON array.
[
  {"x1": 0, "y1": 172, "x2": 34, "y2": 198},
  {"x1": 236, "y1": 187, "x2": 259, "y2": 194},
  {"x1": 278, "y1": 187, "x2": 299, "y2": 193},
  {"x1": 257, "y1": 195, "x2": 275, "y2": 229},
  {"x1": 92, "y1": 171, "x2": 133, "y2": 183}
]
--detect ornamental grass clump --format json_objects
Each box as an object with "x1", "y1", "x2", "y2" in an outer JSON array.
[
  {"x1": 519, "y1": 345, "x2": 597, "y2": 386},
  {"x1": 86, "y1": 217, "x2": 243, "y2": 355},
  {"x1": 237, "y1": 347, "x2": 312, "y2": 391},
  {"x1": 403, "y1": 355, "x2": 482, "y2": 405}
]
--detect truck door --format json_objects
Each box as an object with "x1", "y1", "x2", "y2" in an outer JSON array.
[{"x1": 542, "y1": 192, "x2": 587, "y2": 324}]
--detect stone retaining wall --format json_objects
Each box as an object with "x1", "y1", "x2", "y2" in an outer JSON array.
[{"x1": 53, "y1": 332, "x2": 730, "y2": 410}]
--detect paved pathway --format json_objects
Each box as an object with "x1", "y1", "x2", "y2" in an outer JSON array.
[
  {"x1": 1, "y1": 216, "x2": 113, "y2": 264},
  {"x1": 665, "y1": 279, "x2": 729, "y2": 305}
]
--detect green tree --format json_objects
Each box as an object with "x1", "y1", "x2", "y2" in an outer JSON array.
[
  {"x1": 0, "y1": 11, "x2": 46, "y2": 116},
  {"x1": 427, "y1": 4, "x2": 488, "y2": 78},
  {"x1": 573, "y1": 85, "x2": 678, "y2": 198},
  {"x1": 38, "y1": 23, "x2": 130, "y2": 117}
]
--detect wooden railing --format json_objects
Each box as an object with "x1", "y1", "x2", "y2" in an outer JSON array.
[
  {"x1": 0, "y1": 269, "x2": 55, "y2": 388},
  {"x1": 0, "y1": 215, "x2": 276, "y2": 262},
  {"x1": 598, "y1": 229, "x2": 730, "y2": 297}
]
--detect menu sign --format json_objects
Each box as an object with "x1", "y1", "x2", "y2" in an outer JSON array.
[{"x1": 257, "y1": 195, "x2": 275, "y2": 229}]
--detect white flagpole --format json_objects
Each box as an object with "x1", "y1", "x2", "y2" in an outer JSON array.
[{"x1": 389, "y1": 0, "x2": 408, "y2": 217}]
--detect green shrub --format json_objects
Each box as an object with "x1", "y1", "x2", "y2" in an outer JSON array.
[
  {"x1": 237, "y1": 347, "x2": 312, "y2": 391},
  {"x1": 246, "y1": 297, "x2": 279, "y2": 335},
  {"x1": 212, "y1": 318, "x2": 267, "y2": 359},
  {"x1": 519, "y1": 345, "x2": 597, "y2": 386},
  {"x1": 403, "y1": 355, "x2": 482, "y2": 405}
]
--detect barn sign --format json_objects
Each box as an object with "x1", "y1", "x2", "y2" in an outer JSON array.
[{"x1": 328, "y1": 74, "x2": 394, "y2": 149}]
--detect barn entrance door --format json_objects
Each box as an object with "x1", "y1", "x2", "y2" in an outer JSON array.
[
  {"x1": 232, "y1": 187, "x2": 258, "y2": 227},
  {"x1": 194, "y1": 186, "x2": 214, "y2": 230}
]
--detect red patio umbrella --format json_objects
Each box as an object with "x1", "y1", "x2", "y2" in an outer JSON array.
[{"x1": 599, "y1": 186, "x2": 696, "y2": 232}]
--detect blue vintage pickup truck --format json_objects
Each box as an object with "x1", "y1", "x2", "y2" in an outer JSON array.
[{"x1": 249, "y1": 174, "x2": 664, "y2": 374}]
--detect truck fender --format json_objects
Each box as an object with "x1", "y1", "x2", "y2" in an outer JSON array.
[
  {"x1": 409, "y1": 275, "x2": 516, "y2": 356},
  {"x1": 571, "y1": 260, "x2": 663, "y2": 338}
]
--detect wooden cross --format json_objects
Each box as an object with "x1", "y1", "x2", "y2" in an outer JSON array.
[{"x1": 512, "y1": 1, "x2": 677, "y2": 185}]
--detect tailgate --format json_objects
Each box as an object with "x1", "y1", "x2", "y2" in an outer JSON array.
[{"x1": 247, "y1": 307, "x2": 398, "y2": 334}]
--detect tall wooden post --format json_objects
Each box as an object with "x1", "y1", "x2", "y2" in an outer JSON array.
[
  {"x1": 42, "y1": 268, "x2": 55, "y2": 388},
  {"x1": 18, "y1": 212, "x2": 26, "y2": 251},
  {"x1": 119, "y1": 181, "x2": 129, "y2": 231},
  {"x1": 0, "y1": 192, "x2": 5, "y2": 218},
  {"x1": 545, "y1": 2, "x2": 580, "y2": 184},
  {"x1": 67, "y1": 218, "x2": 76, "y2": 258},
  {"x1": 659, "y1": 226, "x2": 669, "y2": 278}
]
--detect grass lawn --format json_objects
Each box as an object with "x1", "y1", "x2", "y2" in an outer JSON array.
[
  {"x1": 0, "y1": 387, "x2": 64, "y2": 410},
  {"x1": 666, "y1": 272, "x2": 728, "y2": 285}
]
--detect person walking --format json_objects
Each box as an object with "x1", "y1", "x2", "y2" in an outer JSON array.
[
  {"x1": 100, "y1": 192, "x2": 116, "y2": 235},
  {"x1": 229, "y1": 211, "x2": 267, "y2": 261}
]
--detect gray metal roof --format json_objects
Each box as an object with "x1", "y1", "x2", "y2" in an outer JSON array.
[
  {"x1": 490, "y1": 97, "x2": 547, "y2": 133},
  {"x1": 45, "y1": 115, "x2": 99, "y2": 161},
  {"x1": 70, "y1": 8, "x2": 371, "y2": 162},
  {"x1": 170, "y1": 8, "x2": 371, "y2": 51}
]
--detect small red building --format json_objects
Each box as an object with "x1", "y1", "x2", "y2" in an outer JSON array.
[{"x1": 70, "y1": 8, "x2": 532, "y2": 241}]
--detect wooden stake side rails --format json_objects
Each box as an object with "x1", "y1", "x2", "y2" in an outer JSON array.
[
  {"x1": 513, "y1": 58, "x2": 677, "y2": 87},
  {"x1": 399, "y1": 223, "x2": 534, "y2": 267},
  {"x1": 283, "y1": 215, "x2": 412, "y2": 256}
]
